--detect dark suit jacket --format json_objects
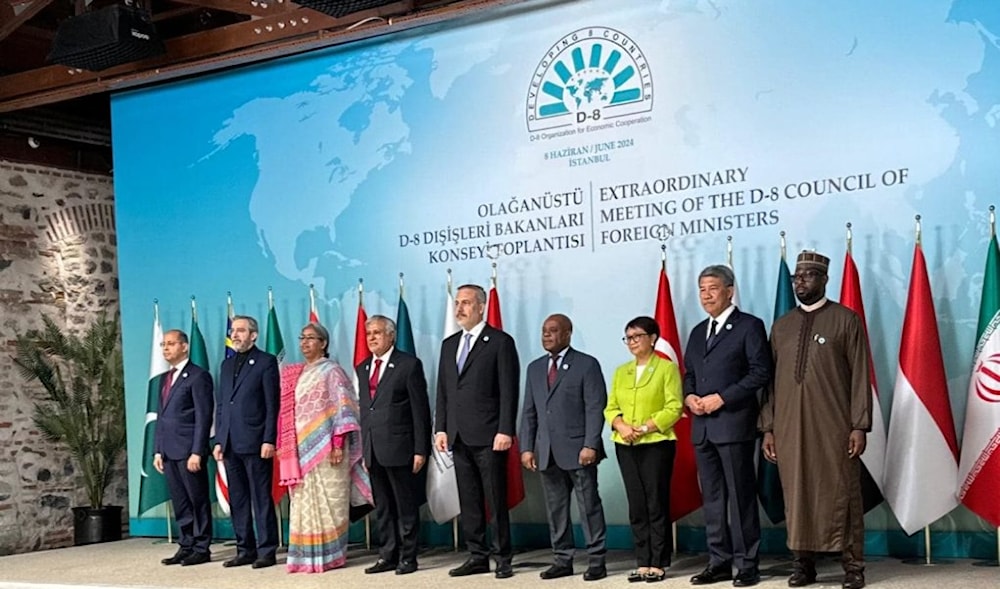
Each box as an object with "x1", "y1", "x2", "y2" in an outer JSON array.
[
  {"x1": 519, "y1": 347, "x2": 607, "y2": 471},
  {"x1": 215, "y1": 346, "x2": 280, "y2": 454},
  {"x1": 356, "y1": 349, "x2": 432, "y2": 468},
  {"x1": 683, "y1": 308, "x2": 773, "y2": 444},
  {"x1": 435, "y1": 324, "x2": 520, "y2": 447},
  {"x1": 154, "y1": 361, "x2": 214, "y2": 460}
]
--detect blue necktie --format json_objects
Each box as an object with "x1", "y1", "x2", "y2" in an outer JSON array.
[
  {"x1": 457, "y1": 333, "x2": 472, "y2": 373},
  {"x1": 706, "y1": 319, "x2": 719, "y2": 350}
]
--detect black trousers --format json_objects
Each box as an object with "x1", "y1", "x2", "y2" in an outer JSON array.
[
  {"x1": 223, "y1": 452, "x2": 278, "y2": 559},
  {"x1": 452, "y1": 436, "x2": 512, "y2": 564},
  {"x1": 163, "y1": 458, "x2": 212, "y2": 555},
  {"x1": 694, "y1": 439, "x2": 760, "y2": 570},
  {"x1": 368, "y1": 454, "x2": 422, "y2": 563},
  {"x1": 615, "y1": 441, "x2": 675, "y2": 568}
]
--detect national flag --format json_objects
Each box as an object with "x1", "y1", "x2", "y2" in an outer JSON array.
[
  {"x1": 396, "y1": 291, "x2": 416, "y2": 355},
  {"x1": 353, "y1": 282, "x2": 368, "y2": 374},
  {"x1": 884, "y1": 241, "x2": 959, "y2": 534},
  {"x1": 138, "y1": 302, "x2": 171, "y2": 515},
  {"x1": 486, "y1": 276, "x2": 526, "y2": 510},
  {"x1": 757, "y1": 251, "x2": 794, "y2": 524},
  {"x1": 653, "y1": 256, "x2": 702, "y2": 521},
  {"x1": 840, "y1": 246, "x2": 887, "y2": 513},
  {"x1": 265, "y1": 289, "x2": 287, "y2": 503},
  {"x1": 958, "y1": 229, "x2": 1000, "y2": 527},
  {"x1": 188, "y1": 299, "x2": 220, "y2": 507},
  {"x1": 215, "y1": 294, "x2": 236, "y2": 516},
  {"x1": 427, "y1": 275, "x2": 461, "y2": 524}
]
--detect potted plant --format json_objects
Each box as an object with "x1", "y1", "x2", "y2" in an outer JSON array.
[{"x1": 12, "y1": 313, "x2": 127, "y2": 545}]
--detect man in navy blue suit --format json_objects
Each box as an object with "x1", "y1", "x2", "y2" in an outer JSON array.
[
  {"x1": 683, "y1": 265, "x2": 772, "y2": 587},
  {"x1": 520, "y1": 314, "x2": 608, "y2": 582},
  {"x1": 212, "y1": 315, "x2": 280, "y2": 569},
  {"x1": 154, "y1": 329, "x2": 214, "y2": 566}
]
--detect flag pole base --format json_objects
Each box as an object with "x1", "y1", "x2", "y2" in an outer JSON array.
[{"x1": 971, "y1": 560, "x2": 999, "y2": 567}]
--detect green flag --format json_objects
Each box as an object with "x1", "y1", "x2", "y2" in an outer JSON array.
[
  {"x1": 265, "y1": 295, "x2": 285, "y2": 363},
  {"x1": 757, "y1": 255, "x2": 794, "y2": 524},
  {"x1": 138, "y1": 306, "x2": 171, "y2": 515},
  {"x1": 188, "y1": 301, "x2": 219, "y2": 506},
  {"x1": 395, "y1": 294, "x2": 416, "y2": 355}
]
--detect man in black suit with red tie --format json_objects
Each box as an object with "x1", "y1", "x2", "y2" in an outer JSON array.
[
  {"x1": 212, "y1": 315, "x2": 280, "y2": 569},
  {"x1": 356, "y1": 315, "x2": 431, "y2": 576},
  {"x1": 155, "y1": 329, "x2": 214, "y2": 566},
  {"x1": 684, "y1": 265, "x2": 772, "y2": 587},
  {"x1": 435, "y1": 284, "x2": 520, "y2": 579}
]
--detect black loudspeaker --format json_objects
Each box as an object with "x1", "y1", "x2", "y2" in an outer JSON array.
[
  {"x1": 295, "y1": 0, "x2": 397, "y2": 19},
  {"x1": 47, "y1": 5, "x2": 165, "y2": 72}
]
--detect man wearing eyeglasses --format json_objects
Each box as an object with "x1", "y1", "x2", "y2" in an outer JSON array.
[
  {"x1": 684, "y1": 265, "x2": 772, "y2": 587},
  {"x1": 760, "y1": 251, "x2": 872, "y2": 589}
]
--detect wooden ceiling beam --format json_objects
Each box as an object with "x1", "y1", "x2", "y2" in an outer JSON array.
[
  {"x1": 0, "y1": 0, "x2": 56, "y2": 42},
  {"x1": 0, "y1": 0, "x2": 542, "y2": 113}
]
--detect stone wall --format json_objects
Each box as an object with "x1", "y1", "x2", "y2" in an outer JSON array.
[{"x1": 0, "y1": 160, "x2": 124, "y2": 555}]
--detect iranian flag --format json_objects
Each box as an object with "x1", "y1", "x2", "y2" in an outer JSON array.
[
  {"x1": 958, "y1": 232, "x2": 1000, "y2": 528},
  {"x1": 884, "y1": 243, "x2": 959, "y2": 534},
  {"x1": 654, "y1": 257, "x2": 701, "y2": 521}
]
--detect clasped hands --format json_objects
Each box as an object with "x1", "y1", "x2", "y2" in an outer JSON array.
[{"x1": 685, "y1": 393, "x2": 725, "y2": 415}]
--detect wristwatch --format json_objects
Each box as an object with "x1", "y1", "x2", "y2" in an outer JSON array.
[{"x1": 639, "y1": 425, "x2": 649, "y2": 433}]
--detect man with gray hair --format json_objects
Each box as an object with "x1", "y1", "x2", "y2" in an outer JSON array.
[
  {"x1": 356, "y1": 315, "x2": 431, "y2": 575},
  {"x1": 684, "y1": 265, "x2": 772, "y2": 587},
  {"x1": 213, "y1": 315, "x2": 280, "y2": 569}
]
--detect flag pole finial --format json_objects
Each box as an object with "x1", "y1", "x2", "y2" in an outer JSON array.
[
  {"x1": 990, "y1": 205, "x2": 996, "y2": 238},
  {"x1": 191, "y1": 296, "x2": 198, "y2": 322},
  {"x1": 660, "y1": 243, "x2": 667, "y2": 270},
  {"x1": 915, "y1": 214, "x2": 922, "y2": 245},
  {"x1": 779, "y1": 231, "x2": 787, "y2": 259},
  {"x1": 399, "y1": 272, "x2": 405, "y2": 298},
  {"x1": 846, "y1": 222, "x2": 853, "y2": 255},
  {"x1": 267, "y1": 286, "x2": 274, "y2": 307},
  {"x1": 727, "y1": 235, "x2": 734, "y2": 266}
]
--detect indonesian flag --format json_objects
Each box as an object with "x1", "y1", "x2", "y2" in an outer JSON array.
[
  {"x1": 884, "y1": 243, "x2": 959, "y2": 534},
  {"x1": 486, "y1": 280, "x2": 526, "y2": 510},
  {"x1": 426, "y1": 277, "x2": 462, "y2": 524},
  {"x1": 654, "y1": 260, "x2": 702, "y2": 521},
  {"x1": 958, "y1": 233, "x2": 1000, "y2": 527},
  {"x1": 840, "y1": 250, "x2": 887, "y2": 512}
]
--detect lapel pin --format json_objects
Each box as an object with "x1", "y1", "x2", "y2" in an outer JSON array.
[
  {"x1": 249, "y1": 358, "x2": 256, "y2": 366},
  {"x1": 388, "y1": 363, "x2": 395, "y2": 369},
  {"x1": 182, "y1": 372, "x2": 188, "y2": 378},
  {"x1": 818, "y1": 337, "x2": 826, "y2": 344},
  {"x1": 725, "y1": 324, "x2": 732, "y2": 331},
  {"x1": 483, "y1": 336, "x2": 490, "y2": 342},
  {"x1": 562, "y1": 363, "x2": 569, "y2": 370}
]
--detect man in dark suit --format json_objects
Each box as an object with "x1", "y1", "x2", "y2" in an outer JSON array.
[
  {"x1": 683, "y1": 265, "x2": 772, "y2": 587},
  {"x1": 154, "y1": 329, "x2": 214, "y2": 566},
  {"x1": 212, "y1": 315, "x2": 280, "y2": 569},
  {"x1": 356, "y1": 315, "x2": 431, "y2": 576},
  {"x1": 520, "y1": 314, "x2": 608, "y2": 582},
  {"x1": 434, "y1": 283, "x2": 520, "y2": 579}
]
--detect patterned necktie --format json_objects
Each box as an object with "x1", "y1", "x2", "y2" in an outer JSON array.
[
  {"x1": 457, "y1": 332, "x2": 472, "y2": 373},
  {"x1": 706, "y1": 319, "x2": 719, "y2": 350},
  {"x1": 547, "y1": 354, "x2": 559, "y2": 389},
  {"x1": 160, "y1": 368, "x2": 176, "y2": 406},
  {"x1": 369, "y1": 358, "x2": 382, "y2": 399}
]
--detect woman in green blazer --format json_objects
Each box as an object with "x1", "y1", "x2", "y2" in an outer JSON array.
[{"x1": 604, "y1": 316, "x2": 684, "y2": 583}]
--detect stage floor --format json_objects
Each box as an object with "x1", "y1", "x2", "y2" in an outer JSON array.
[{"x1": 0, "y1": 539, "x2": 996, "y2": 589}]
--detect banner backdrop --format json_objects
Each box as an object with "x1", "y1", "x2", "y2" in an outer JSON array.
[{"x1": 112, "y1": 0, "x2": 1000, "y2": 554}]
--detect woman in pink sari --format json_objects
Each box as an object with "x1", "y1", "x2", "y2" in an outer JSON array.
[{"x1": 276, "y1": 322, "x2": 372, "y2": 573}]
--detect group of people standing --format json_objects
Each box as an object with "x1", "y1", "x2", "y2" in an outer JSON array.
[{"x1": 151, "y1": 250, "x2": 871, "y2": 589}]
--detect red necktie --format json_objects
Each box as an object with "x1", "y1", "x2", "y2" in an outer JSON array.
[
  {"x1": 369, "y1": 358, "x2": 382, "y2": 399},
  {"x1": 547, "y1": 355, "x2": 559, "y2": 389},
  {"x1": 160, "y1": 368, "x2": 176, "y2": 406}
]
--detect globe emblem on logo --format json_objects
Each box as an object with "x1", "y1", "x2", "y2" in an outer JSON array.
[
  {"x1": 973, "y1": 352, "x2": 1000, "y2": 403},
  {"x1": 527, "y1": 27, "x2": 653, "y2": 133}
]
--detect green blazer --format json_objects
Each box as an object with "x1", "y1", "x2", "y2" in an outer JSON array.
[{"x1": 604, "y1": 353, "x2": 683, "y2": 445}]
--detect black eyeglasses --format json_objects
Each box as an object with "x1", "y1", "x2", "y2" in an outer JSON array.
[
  {"x1": 792, "y1": 270, "x2": 823, "y2": 282},
  {"x1": 299, "y1": 335, "x2": 322, "y2": 341},
  {"x1": 622, "y1": 333, "x2": 650, "y2": 344}
]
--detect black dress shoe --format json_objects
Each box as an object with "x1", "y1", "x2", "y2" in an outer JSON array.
[
  {"x1": 627, "y1": 570, "x2": 645, "y2": 583},
  {"x1": 733, "y1": 568, "x2": 760, "y2": 587},
  {"x1": 161, "y1": 550, "x2": 191, "y2": 565},
  {"x1": 787, "y1": 570, "x2": 817, "y2": 587},
  {"x1": 365, "y1": 559, "x2": 398, "y2": 574},
  {"x1": 222, "y1": 554, "x2": 256, "y2": 568},
  {"x1": 181, "y1": 552, "x2": 211, "y2": 566},
  {"x1": 583, "y1": 566, "x2": 607, "y2": 581},
  {"x1": 842, "y1": 571, "x2": 865, "y2": 589},
  {"x1": 495, "y1": 562, "x2": 514, "y2": 579},
  {"x1": 539, "y1": 564, "x2": 574, "y2": 580},
  {"x1": 448, "y1": 558, "x2": 490, "y2": 577},
  {"x1": 690, "y1": 564, "x2": 732, "y2": 585},
  {"x1": 396, "y1": 561, "x2": 418, "y2": 575},
  {"x1": 252, "y1": 556, "x2": 276, "y2": 569},
  {"x1": 644, "y1": 569, "x2": 666, "y2": 583}
]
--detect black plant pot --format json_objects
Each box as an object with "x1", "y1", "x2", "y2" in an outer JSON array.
[{"x1": 72, "y1": 505, "x2": 123, "y2": 545}]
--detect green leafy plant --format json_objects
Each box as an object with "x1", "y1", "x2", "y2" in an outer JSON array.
[{"x1": 13, "y1": 314, "x2": 126, "y2": 508}]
